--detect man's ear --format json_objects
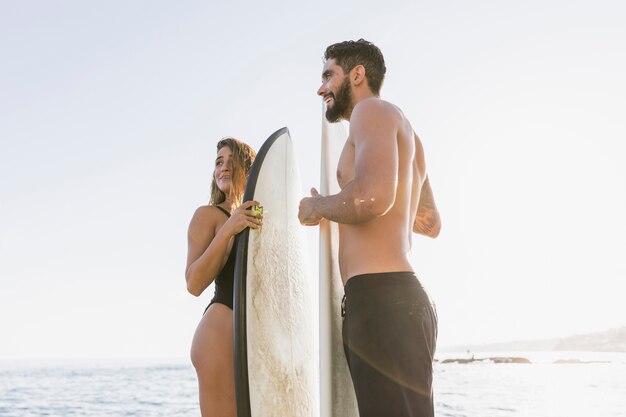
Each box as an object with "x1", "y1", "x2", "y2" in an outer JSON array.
[{"x1": 351, "y1": 64, "x2": 366, "y2": 86}]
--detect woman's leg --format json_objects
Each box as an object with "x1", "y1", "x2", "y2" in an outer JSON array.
[{"x1": 191, "y1": 303, "x2": 236, "y2": 417}]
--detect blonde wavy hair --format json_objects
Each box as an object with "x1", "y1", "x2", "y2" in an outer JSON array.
[{"x1": 209, "y1": 137, "x2": 256, "y2": 209}]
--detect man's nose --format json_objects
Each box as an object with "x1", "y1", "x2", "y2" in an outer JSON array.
[{"x1": 317, "y1": 84, "x2": 326, "y2": 97}]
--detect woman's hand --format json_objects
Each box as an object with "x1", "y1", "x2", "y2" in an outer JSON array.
[{"x1": 222, "y1": 200, "x2": 263, "y2": 236}]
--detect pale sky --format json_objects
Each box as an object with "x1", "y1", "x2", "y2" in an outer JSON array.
[{"x1": 1, "y1": 0, "x2": 625, "y2": 359}]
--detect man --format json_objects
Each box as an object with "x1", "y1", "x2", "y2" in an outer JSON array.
[{"x1": 298, "y1": 39, "x2": 441, "y2": 417}]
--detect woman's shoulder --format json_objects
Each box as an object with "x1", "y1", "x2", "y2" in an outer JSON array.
[{"x1": 189, "y1": 205, "x2": 227, "y2": 227}]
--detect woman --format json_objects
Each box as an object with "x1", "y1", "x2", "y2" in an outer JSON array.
[{"x1": 185, "y1": 137, "x2": 261, "y2": 417}]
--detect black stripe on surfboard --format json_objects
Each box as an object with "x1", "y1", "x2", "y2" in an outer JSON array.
[{"x1": 233, "y1": 126, "x2": 289, "y2": 417}]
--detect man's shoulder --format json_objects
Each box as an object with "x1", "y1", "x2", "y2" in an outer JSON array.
[
  {"x1": 354, "y1": 97, "x2": 404, "y2": 121},
  {"x1": 351, "y1": 98, "x2": 404, "y2": 132},
  {"x1": 354, "y1": 97, "x2": 397, "y2": 112}
]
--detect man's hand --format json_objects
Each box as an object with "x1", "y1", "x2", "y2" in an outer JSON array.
[{"x1": 298, "y1": 188, "x2": 323, "y2": 226}]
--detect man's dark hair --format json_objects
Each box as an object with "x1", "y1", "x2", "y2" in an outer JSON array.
[{"x1": 324, "y1": 39, "x2": 386, "y2": 95}]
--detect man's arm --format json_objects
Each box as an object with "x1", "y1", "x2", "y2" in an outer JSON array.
[
  {"x1": 413, "y1": 175, "x2": 441, "y2": 238},
  {"x1": 299, "y1": 99, "x2": 398, "y2": 225}
]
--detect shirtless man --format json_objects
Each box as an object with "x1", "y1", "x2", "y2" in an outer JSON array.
[{"x1": 298, "y1": 39, "x2": 441, "y2": 417}]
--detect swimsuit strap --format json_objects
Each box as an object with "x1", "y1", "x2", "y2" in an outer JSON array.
[{"x1": 214, "y1": 205, "x2": 231, "y2": 218}]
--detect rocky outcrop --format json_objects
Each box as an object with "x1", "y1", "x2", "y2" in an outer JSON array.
[
  {"x1": 553, "y1": 359, "x2": 611, "y2": 364},
  {"x1": 487, "y1": 357, "x2": 531, "y2": 364},
  {"x1": 441, "y1": 356, "x2": 530, "y2": 364}
]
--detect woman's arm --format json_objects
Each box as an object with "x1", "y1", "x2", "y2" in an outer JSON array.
[{"x1": 185, "y1": 201, "x2": 261, "y2": 296}]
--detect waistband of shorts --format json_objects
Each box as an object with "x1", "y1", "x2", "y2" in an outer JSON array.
[{"x1": 344, "y1": 271, "x2": 422, "y2": 294}]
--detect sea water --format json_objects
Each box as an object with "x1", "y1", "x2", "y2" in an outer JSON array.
[
  {"x1": 0, "y1": 358, "x2": 196, "y2": 417},
  {"x1": 1, "y1": 353, "x2": 625, "y2": 417},
  {"x1": 435, "y1": 351, "x2": 626, "y2": 417}
]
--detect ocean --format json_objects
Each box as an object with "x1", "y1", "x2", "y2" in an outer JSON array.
[
  {"x1": 435, "y1": 351, "x2": 626, "y2": 417},
  {"x1": 1, "y1": 352, "x2": 624, "y2": 417}
]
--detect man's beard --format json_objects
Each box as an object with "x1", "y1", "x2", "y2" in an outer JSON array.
[{"x1": 325, "y1": 76, "x2": 352, "y2": 123}]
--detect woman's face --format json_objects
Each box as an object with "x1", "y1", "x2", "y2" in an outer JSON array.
[{"x1": 214, "y1": 146, "x2": 234, "y2": 195}]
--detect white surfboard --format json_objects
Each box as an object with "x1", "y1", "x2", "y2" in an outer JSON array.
[
  {"x1": 319, "y1": 111, "x2": 359, "y2": 417},
  {"x1": 233, "y1": 128, "x2": 317, "y2": 417}
]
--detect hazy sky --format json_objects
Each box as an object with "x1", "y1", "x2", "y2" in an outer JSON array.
[{"x1": 1, "y1": 0, "x2": 625, "y2": 359}]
